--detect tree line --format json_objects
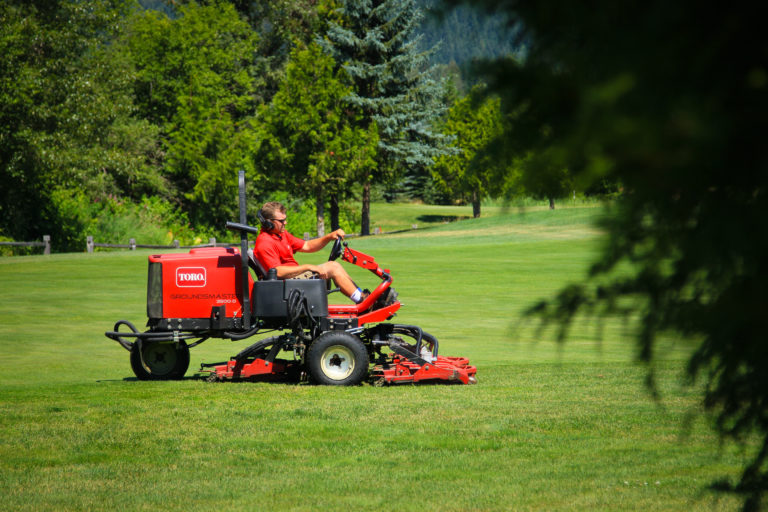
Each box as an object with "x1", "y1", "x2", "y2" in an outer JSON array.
[{"x1": 0, "y1": 0, "x2": 548, "y2": 252}]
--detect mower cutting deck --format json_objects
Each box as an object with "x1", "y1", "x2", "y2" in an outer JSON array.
[{"x1": 105, "y1": 172, "x2": 476, "y2": 386}]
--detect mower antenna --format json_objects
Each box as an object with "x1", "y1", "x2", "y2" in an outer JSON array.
[{"x1": 238, "y1": 170, "x2": 251, "y2": 329}]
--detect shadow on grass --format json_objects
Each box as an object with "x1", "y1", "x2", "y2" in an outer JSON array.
[
  {"x1": 416, "y1": 214, "x2": 471, "y2": 224},
  {"x1": 95, "y1": 376, "x2": 304, "y2": 385}
]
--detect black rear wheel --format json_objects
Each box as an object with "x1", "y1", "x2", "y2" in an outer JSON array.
[
  {"x1": 130, "y1": 340, "x2": 190, "y2": 380},
  {"x1": 307, "y1": 331, "x2": 368, "y2": 385}
]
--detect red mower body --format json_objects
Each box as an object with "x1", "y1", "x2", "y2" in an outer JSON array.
[{"x1": 148, "y1": 247, "x2": 251, "y2": 323}]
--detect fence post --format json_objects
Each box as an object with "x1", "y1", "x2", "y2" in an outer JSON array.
[
  {"x1": 43, "y1": 235, "x2": 50, "y2": 255},
  {"x1": 173, "y1": 240, "x2": 180, "y2": 249},
  {"x1": 129, "y1": 238, "x2": 136, "y2": 250},
  {"x1": 209, "y1": 237, "x2": 216, "y2": 247},
  {"x1": 87, "y1": 236, "x2": 94, "y2": 253}
]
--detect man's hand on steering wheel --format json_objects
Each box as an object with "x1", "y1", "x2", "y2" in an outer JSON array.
[{"x1": 328, "y1": 231, "x2": 346, "y2": 261}]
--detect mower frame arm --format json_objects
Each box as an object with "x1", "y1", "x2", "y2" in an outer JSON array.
[{"x1": 324, "y1": 244, "x2": 400, "y2": 324}]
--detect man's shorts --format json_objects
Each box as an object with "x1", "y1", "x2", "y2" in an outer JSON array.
[{"x1": 291, "y1": 270, "x2": 318, "y2": 280}]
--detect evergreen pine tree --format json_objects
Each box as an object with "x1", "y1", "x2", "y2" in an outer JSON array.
[
  {"x1": 320, "y1": 0, "x2": 454, "y2": 235},
  {"x1": 258, "y1": 43, "x2": 377, "y2": 236}
]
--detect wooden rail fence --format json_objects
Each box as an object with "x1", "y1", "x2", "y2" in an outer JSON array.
[
  {"x1": 85, "y1": 236, "x2": 237, "y2": 253},
  {"x1": 0, "y1": 235, "x2": 51, "y2": 255},
  {"x1": 0, "y1": 226, "x2": 420, "y2": 257}
]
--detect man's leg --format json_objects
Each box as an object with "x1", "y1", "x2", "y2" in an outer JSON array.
[{"x1": 316, "y1": 261, "x2": 358, "y2": 299}]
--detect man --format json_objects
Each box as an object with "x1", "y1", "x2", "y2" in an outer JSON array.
[{"x1": 253, "y1": 201, "x2": 367, "y2": 303}]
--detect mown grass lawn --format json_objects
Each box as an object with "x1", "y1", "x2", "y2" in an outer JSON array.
[{"x1": 0, "y1": 204, "x2": 750, "y2": 511}]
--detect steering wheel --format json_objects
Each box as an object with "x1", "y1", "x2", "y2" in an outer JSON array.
[{"x1": 328, "y1": 237, "x2": 344, "y2": 261}]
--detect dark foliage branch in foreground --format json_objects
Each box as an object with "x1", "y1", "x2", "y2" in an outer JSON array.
[{"x1": 443, "y1": 1, "x2": 768, "y2": 509}]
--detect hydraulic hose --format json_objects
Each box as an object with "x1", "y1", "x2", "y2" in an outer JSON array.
[
  {"x1": 391, "y1": 324, "x2": 439, "y2": 358},
  {"x1": 224, "y1": 324, "x2": 262, "y2": 341},
  {"x1": 286, "y1": 288, "x2": 319, "y2": 332}
]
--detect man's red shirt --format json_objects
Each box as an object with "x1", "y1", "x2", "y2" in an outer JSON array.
[{"x1": 254, "y1": 230, "x2": 305, "y2": 271}]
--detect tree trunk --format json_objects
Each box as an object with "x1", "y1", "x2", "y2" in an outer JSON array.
[
  {"x1": 472, "y1": 189, "x2": 481, "y2": 218},
  {"x1": 361, "y1": 181, "x2": 371, "y2": 236},
  {"x1": 330, "y1": 193, "x2": 340, "y2": 231},
  {"x1": 549, "y1": 197, "x2": 555, "y2": 210},
  {"x1": 316, "y1": 190, "x2": 325, "y2": 237}
]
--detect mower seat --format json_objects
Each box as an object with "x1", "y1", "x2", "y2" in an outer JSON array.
[
  {"x1": 248, "y1": 248, "x2": 325, "y2": 286},
  {"x1": 247, "y1": 249, "x2": 269, "y2": 280}
]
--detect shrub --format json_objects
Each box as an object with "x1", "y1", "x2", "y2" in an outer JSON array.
[{"x1": 47, "y1": 189, "x2": 209, "y2": 252}]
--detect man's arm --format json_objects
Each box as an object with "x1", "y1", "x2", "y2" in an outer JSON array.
[{"x1": 299, "y1": 229, "x2": 345, "y2": 253}]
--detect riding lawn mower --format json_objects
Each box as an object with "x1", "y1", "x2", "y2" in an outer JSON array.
[{"x1": 105, "y1": 172, "x2": 477, "y2": 386}]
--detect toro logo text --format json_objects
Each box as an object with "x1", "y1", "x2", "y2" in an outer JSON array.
[{"x1": 176, "y1": 267, "x2": 207, "y2": 288}]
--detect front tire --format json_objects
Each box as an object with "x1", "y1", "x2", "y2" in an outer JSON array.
[
  {"x1": 130, "y1": 340, "x2": 190, "y2": 380},
  {"x1": 307, "y1": 332, "x2": 368, "y2": 386}
]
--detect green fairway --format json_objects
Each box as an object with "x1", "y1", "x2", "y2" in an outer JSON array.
[{"x1": 0, "y1": 205, "x2": 749, "y2": 511}]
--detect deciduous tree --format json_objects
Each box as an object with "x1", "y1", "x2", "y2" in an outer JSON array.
[
  {"x1": 432, "y1": 85, "x2": 508, "y2": 217},
  {"x1": 0, "y1": 0, "x2": 161, "y2": 250},
  {"x1": 127, "y1": 0, "x2": 261, "y2": 228}
]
